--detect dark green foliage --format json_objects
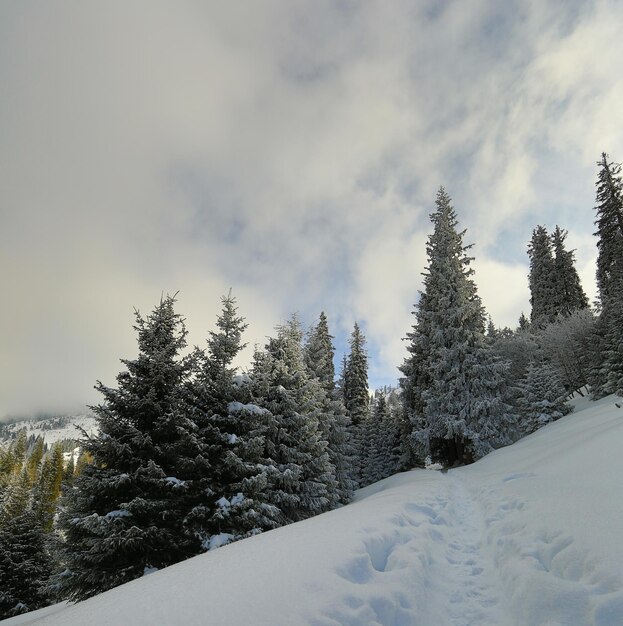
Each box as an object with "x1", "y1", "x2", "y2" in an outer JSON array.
[
  {"x1": 594, "y1": 153, "x2": 623, "y2": 303},
  {"x1": 209, "y1": 399, "x2": 284, "y2": 545},
  {"x1": 589, "y1": 300, "x2": 623, "y2": 398},
  {"x1": 528, "y1": 225, "x2": 557, "y2": 326},
  {"x1": 518, "y1": 312, "x2": 530, "y2": 331},
  {"x1": 185, "y1": 292, "x2": 249, "y2": 548},
  {"x1": 360, "y1": 392, "x2": 401, "y2": 486},
  {"x1": 0, "y1": 511, "x2": 52, "y2": 619},
  {"x1": 0, "y1": 455, "x2": 53, "y2": 620},
  {"x1": 343, "y1": 323, "x2": 369, "y2": 427},
  {"x1": 589, "y1": 153, "x2": 623, "y2": 398},
  {"x1": 304, "y1": 312, "x2": 336, "y2": 393},
  {"x1": 342, "y1": 322, "x2": 370, "y2": 480},
  {"x1": 194, "y1": 294, "x2": 283, "y2": 546},
  {"x1": 527, "y1": 224, "x2": 588, "y2": 325},
  {"x1": 203, "y1": 290, "x2": 249, "y2": 385},
  {"x1": 55, "y1": 295, "x2": 207, "y2": 601},
  {"x1": 304, "y1": 313, "x2": 356, "y2": 501},
  {"x1": 551, "y1": 226, "x2": 589, "y2": 316}
]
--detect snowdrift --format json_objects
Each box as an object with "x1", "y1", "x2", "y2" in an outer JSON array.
[{"x1": 7, "y1": 395, "x2": 623, "y2": 625}]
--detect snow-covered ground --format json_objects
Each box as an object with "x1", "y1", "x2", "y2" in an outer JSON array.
[
  {"x1": 0, "y1": 414, "x2": 97, "y2": 447},
  {"x1": 6, "y1": 395, "x2": 623, "y2": 626}
]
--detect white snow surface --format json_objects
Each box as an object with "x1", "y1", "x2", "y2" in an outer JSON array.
[{"x1": 6, "y1": 395, "x2": 623, "y2": 626}]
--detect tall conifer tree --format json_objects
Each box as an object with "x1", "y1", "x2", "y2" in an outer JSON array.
[
  {"x1": 594, "y1": 153, "x2": 623, "y2": 303},
  {"x1": 304, "y1": 313, "x2": 356, "y2": 502},
  {"x1": 251, "y1": 317, "x2": 337, "y2": 522},
  {"x1": 185, "y1": 292, "x2": 249, "y2": 548},
  {"x1": 551, "y1": 226, "x2": 589, "y2": 316},
  {"x1": 528, "y1": 225, "x2": 557, "y2": 326},
  {"x1": 343, "y1": 323, "x2": 369, "y2": 426},
  {"x1": 401, "y1": 187, "x2": 515, "y2": 465},
  {"x1": 590, "y1": 153, "x2": 623, "y2": 397},
  {"x1": 304, "y1": 312, "x2": 335, "y2": 390},
  {"x1": 342, "y1": 323, "x2": 370, "y2": 479},
  {"x1": 0, "y1": 509, "x2": 52, "y2": 618},
  {"x1": 196, "y1": 293, "x2": 283, "y2": 547},
  {"x1": 56, "y1": 296, "x2": 206, "y2": 600}
]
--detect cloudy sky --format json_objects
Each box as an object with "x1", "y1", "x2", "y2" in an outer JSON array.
[{"x1": 2, "y1": 0, "x2": 622, "y2": 418}]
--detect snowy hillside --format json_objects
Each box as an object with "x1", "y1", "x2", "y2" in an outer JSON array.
[
  {"x1": 8, "y1": 395, "x2": 623, "y2": 626},
  {"x1": 0, "y1": 414, "x2": 97, "y2": 447}
]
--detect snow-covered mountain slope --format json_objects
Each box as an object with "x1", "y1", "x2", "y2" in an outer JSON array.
[
  {"x1": 0, "y1": 414, "x2": 97, "y2": 446},
  {"x1": 7, "y1": 395, "x2": 623, "y2": 626}
]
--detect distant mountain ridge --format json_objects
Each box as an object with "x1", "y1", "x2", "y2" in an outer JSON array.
[{"x1": 0, "y1": 413, "x2": 98, "y2": 446}]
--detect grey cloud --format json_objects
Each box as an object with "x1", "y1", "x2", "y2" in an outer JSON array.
[{"x1": 1, "y1": 0, "x2": 621, "y2": 416}]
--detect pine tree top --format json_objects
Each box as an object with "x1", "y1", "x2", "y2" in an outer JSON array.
[
  {"x1": 204, "y1": 292, "x2": 248, "y2": 383},
  {"x1": 304, "y1": 311, "x2": 336, "y2": 392},
  {"x1": 594, "y1": 152, "x2": 623, "y2": 302}
]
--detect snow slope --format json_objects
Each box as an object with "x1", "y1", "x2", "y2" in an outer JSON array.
[
  {"x1": 6, "y1": 395, "x2": 623, "y2": 626},
  {"x1": 0, "y1": 414, "x2": 97, "y2": 447}
]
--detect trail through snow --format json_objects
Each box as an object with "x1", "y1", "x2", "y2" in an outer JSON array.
[
  {"x1": 440, "y1": 475, "x2": 505, "y2": 625},
  {"x1": 316, "y1": 472, "x2": 510, "y2": 626}
]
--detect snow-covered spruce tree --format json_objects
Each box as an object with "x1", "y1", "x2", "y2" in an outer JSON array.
[
  {"x1": 184, "y1": 291, "x2": 248, "y2": 548},
  {"x1": 304, "y1": 313, "x2": 356, "y2": 502},
  {"x1": 399, "y1": 306, "x2": 433, "y2": 468},
  {"x1": 528, "y1": 225, "x2": 557, "y2": 326},
  {"x1": 343, "y1": 322, "x2": 370, "y2": 479},
  {"x1": 401, "y1": 187, "x2": 516, "y2": 466},
  {"x1": 590, "y1": 153, "x2": 623, "y2": 398},
  {"x1": 358, "y1": 416, "x2": 375, "y2": 487},
  {"x1": 589, "y1": 299, "x2": 623, "y2": 398},
  {"x1": 551, "y1": 226, "x2": 589, "y2": 316},
  {"x1": 304, "y1": 312, "x2": 335, "y2": 388},
  {"x1": 594, "y1": 153, "x2": 623, "y2": 303},
  {"x1": 383, "y1": 387, "x2": 405, "y2": 474},
  {"x1": 343, "y1": 323, "x2": 369, "y2": 426},
  {"x1": 55, "y1": 295, "x2": 205, "y2": 601},
  {"x1": 209, "y1": 398, "x2": 284, "y2": 547},
  {"x1": 0, "y1": 508, "x2": 52, "y2": 619},
  {"x1": 337, "y1": 354, "x2": 348, "y2": 398},
  {"x1": 517, "y1": 361, "x2": 571, "y2": 434},
  {"x1": 0, "y1": 458, "x2": 52, "y2": 619},
  {"x1": 251, "y1": 316, "x2": 337, "y2": 522},
  {"x1": 360, "y1": 392, "x2": 394, "y2": 486},
  {"x1": 485, "y1": 317, "x2": 498, "y2": 343},
  {"x1": 192, "y1": 293, "x2": 283, "y2": 548}
]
